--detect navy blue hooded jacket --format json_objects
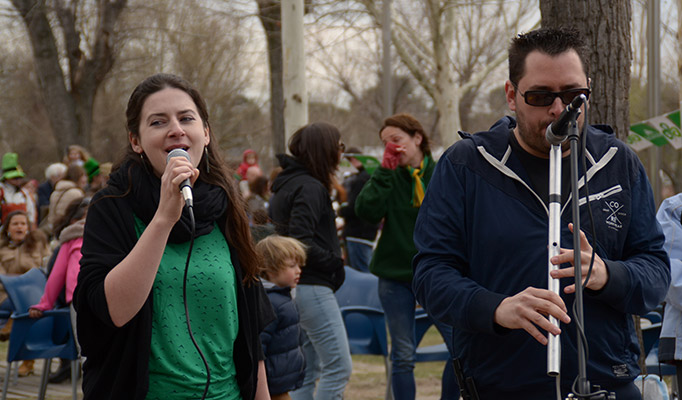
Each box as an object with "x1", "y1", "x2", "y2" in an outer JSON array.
[
  {"x1": 413, "y1": 116, "x2": 670, "y2": 399},
  {"x1": 259, "y1": 280, "x2": 305, "y2": 395}
]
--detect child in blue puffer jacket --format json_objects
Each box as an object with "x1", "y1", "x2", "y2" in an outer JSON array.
[{"x1": 256, "y1": 235, "x2": 307, "y2": 400}]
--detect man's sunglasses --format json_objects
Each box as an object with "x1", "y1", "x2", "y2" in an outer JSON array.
[{"x1": 516, "y1": 87, "x2": 591, "y2": 107}]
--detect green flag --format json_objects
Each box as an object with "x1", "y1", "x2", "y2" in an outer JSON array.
[{"x1": 345, "y1": 153, "x2": 381, "y2": 174}]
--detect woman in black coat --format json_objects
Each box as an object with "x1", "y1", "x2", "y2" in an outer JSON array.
[
  {"x1": 269, "y1": 122, "x2": 352, "y2": 400},
  {"x1": 74, "y1": 73, "x2": 274, "y2": 400}
]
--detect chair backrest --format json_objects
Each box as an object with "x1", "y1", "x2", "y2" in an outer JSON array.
[
  {"x1": 0, "y1": 268, "x2": 46, "y2": 313},
  {"x1": 641, "y1": 322, "x2": 662, "y2": 358},
  {"x1": 335, "y1": 266, "x2": 382, "y2": 310},
  {"x1": 640, "y1": 310, "x2": 664, "y2": 358},
  {"x1": 643, "y1": 310, "x2": 663, "y2": 325},
  {"x1": 340, "y1": 306, "x2": 388, "y2": 356},
  {"x1": 0, "y1": 268, "x2": 77, "y2": 362}
]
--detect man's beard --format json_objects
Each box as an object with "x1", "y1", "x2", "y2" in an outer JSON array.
[{"x1": 516, "y1": 114, "x2": 571, "y2": 156}]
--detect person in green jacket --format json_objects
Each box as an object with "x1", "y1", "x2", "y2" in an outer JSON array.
[{"x1": 355, "y1": 113, "x2": 455, "y2": 400}]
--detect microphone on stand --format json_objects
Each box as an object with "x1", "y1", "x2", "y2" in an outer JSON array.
[
  {"x1": 166, "y1": 148, "x2": 194, "y2": 208},
  {"x1": 545, "y1": 94, "x2": 588, "y2": 145},
  {"x1": 546, "y1": 93, "x2": 588, "y2": 379}
]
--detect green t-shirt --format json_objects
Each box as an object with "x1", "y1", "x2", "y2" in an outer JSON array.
[{"x1": 134, "y1": 217, "x2": 241, "y2": 399}]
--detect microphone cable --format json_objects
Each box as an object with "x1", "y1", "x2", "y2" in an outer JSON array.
[{"x1": 181, "y1": 205, "x2": 211, "y2": 400}]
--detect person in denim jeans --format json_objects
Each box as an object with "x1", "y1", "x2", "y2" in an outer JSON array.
[
  {"x1": 355, "y1": 113, "x2": 457, "y2": 399},
  {"x1": 269, "y1": 122, "x2": 352, "y2": 400}
]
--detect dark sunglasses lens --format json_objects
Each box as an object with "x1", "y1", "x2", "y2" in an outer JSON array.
[
  {"x1": 559, "y1": 89, "x2": 590, "y2": 105},
  {"x1": 525, "y1": 91, "x2": 554, "y2": 106}
]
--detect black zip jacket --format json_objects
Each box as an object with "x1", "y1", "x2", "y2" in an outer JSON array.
[{"x1": 269, "y1": 154, "x2": 345, "y2": 290}]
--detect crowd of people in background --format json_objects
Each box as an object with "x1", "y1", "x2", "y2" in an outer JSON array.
[
  {"x1": 0, "y1": 25, "x2": 680, "y2": 400},
  {"x1": 0, "y1": 107, "x2": 447, "y2": 398},
  {"x1": 0, "y1": 148, "x2": 110, "y2": 380}
]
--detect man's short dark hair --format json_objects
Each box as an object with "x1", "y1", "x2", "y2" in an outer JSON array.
[{"x1": 508, "y1": 27, "x2": 589, "y2": 86}]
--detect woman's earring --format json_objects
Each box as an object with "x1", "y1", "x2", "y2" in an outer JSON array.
[
  {"x1": 139, "y1": 152, "x2": 151, "y2": 175},
  {"x1": 204, "y1": 146, "x2": 210, "y2": 174}
]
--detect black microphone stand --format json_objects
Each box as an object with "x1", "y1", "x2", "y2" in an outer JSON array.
[{"x1": 564, "y1": 116, "x2": 615, "y2": 400}]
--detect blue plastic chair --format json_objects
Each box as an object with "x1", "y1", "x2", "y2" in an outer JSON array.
[
  {"x1": 641, "y1": 311, "x2": 663, "y2": 358},
  {"x1": 0, "y1": 268, "x2": 78, "y2": 400},
  {"x1": 645, "y1": 342, "x2": 677, "y2": 378},
  {"x1": 340, "y1": 305, "x2": 392, "y2": 400},
  {"x1": 636, "y1": 310, "x2": 677, "y2": 398},
  {"x1": 335, "y1": 266, "x2": 382, "y2": 310}
]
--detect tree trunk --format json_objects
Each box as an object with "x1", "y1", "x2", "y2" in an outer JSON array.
[
  {"x1": 11, "y1": 0, "x2": 79, "y2": 154},
  {"x1": 678, "y1": 0, "x2": 682, "y2": 117},
  {"x1": 11, "y1": 0, "x2": 127, "y2": 156},
  {"x1": 282, "y1": 0, "x2": 308, "y2": 145},
  {"x1": 430, "y1": 0, "x2": 460, "y2": 146},
  {"x1": 257, "y1": 0, "x2": 286, "y2": 158},
  {"x1": 540, "y1": 0, "x2": 632, "y2": 140}
]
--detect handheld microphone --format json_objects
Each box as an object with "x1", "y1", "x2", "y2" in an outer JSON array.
[
  {"x1": 166, "y1": 148, "x2": 194, "y2": 208},
  {"x1": 545, "y1": 94, "x2": 587, "y2": 145}
]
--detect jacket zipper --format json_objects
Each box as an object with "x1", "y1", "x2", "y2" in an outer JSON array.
[{"x1": 577, "y1": 185, "x2": 623, "y2": 207}]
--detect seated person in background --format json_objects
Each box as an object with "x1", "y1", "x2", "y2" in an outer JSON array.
[
  {"x1": 83, "y1": 158, "x2": 112, "y2": 196},
  {"x1": 62, "y1": 144, "x2": 90, "y2": 167},
  {"x1": 247, "y1": 176, "x2": 270, "y2": 218},
  {"x1": 256, "y1": 235, "x2": 307, "y2": 400},
  {"x1": 240, "y1": 165, "x2": 264, "y2": 199},
  {"x1": 29, "y1": 196, "x2": 89, "y2": 383},
  {"x1": 38, "y1": 163, "x2": 68, "y2": 224},
  {"x1": 47, "y1": 164, "x2": 86, "y2": 236},
  {"x1": 250, "y1": 209, "x2": 275, "y2": 244},
  {"x1": 0, "y1": 210, "x2": 50, "y2": 376}
]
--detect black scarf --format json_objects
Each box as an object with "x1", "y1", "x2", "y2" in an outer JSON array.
[{"x1": 109, "y1": 160, "x2": 228, "y2": 243}]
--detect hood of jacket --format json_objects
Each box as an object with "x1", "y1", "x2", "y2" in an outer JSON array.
[
  {"x1": 271, "y1": 154, "x2": 311, "y2": 193},
  {"x1": 58, "y1": 219, "x2": 86, "y2": 245}
]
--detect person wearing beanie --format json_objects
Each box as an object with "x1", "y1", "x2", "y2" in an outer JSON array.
[
  {"x1": 0, "y1": 152, "x2": 38, "y2": 226},
  {"x1": 83, "y1": 158, "x2": 100, "y2": 182}
]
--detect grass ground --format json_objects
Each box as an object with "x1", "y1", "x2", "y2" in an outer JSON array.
[
  {"x1": 0, "y1": 327, "x2": 449, "y2": 399},
  {"x1": 345, "y1": 326, "x2": 448, "y2": 399}
]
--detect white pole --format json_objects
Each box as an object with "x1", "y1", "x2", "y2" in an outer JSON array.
[
  {"x1": 647, "y1": 0, "x2": 661, "y2": 205},
  {"x1": 282, "y1": 0, "x2": 308, "y2": 150},
  {"x1": 382, "y1": 0, "x2": 392, "y2": 119}
]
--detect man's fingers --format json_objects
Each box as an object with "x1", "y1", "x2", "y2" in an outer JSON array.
[
  {"x1": 496, "y1": 288, "x2": 570, "y2": 341},
  {"x1": 521, "y1": 320, "x2": 549, "y2": 345},
  {"x1": 528, "y1": 287, "x2": 568, "y2": 314}
]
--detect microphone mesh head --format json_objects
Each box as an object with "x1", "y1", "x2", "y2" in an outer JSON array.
[{"x1": 166, "y1": 148, "x2": 191, "y2": 163}]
